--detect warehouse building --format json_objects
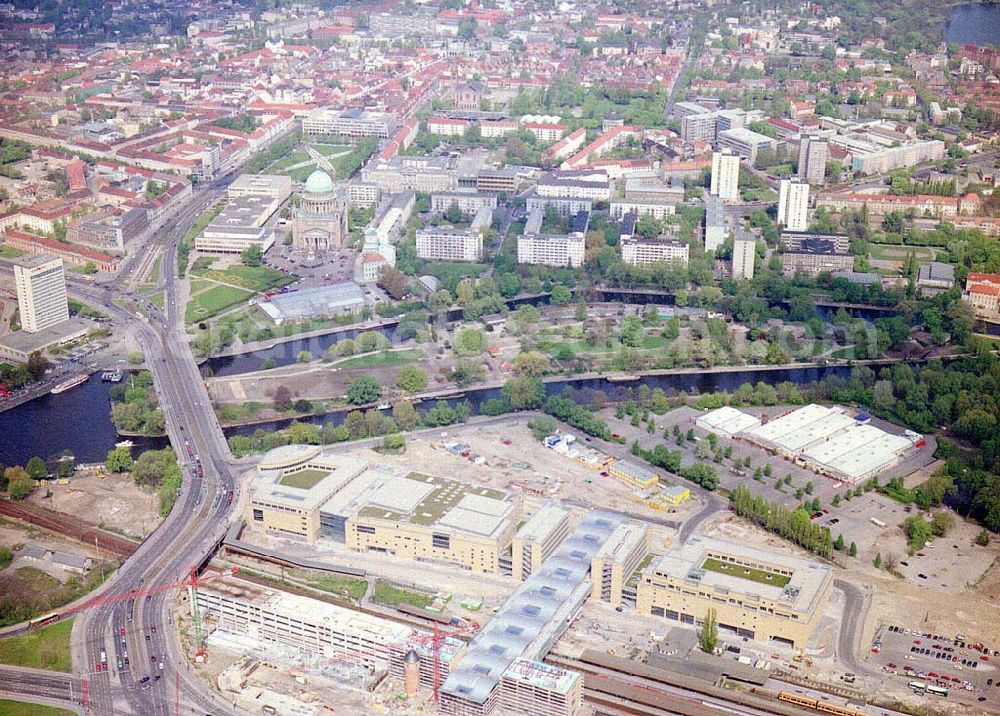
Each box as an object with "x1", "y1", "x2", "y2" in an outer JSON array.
[
  {"x1": 246, "y1": 448, "x2": 521, "y2": 574},
  {"x1": 739, "y1": 404, "x2": 918, "y2": 483},
  {"x1": 695, "y1": 406, "x2": 762, "y2": 438},
  {"x1": 607, "y1": 460, "x2": 659, "y2": 489},
  {"x1": 636, "y1": 536, "x2": 833, "y2": 648}
]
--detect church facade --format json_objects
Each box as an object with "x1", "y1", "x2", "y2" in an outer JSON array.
[{"x1": 292, "y1": 169, "x2": 349, "y2": 254}]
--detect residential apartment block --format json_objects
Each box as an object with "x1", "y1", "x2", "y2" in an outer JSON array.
[
  {"x1": 517, "y1": 232, "x2": 585, "y2": 268},
  {"x1": 416, "y1": 227, "x2": 483, "y2": 262},
  {"x1": 710, "y1": 149, "x2": 740, "y2": 201},
  {"x1": 777, "y1": 179, "x2": 810, "y2": 232},
  {"x1": 620, "y1": 236, "x2": 689, "y2": 266}
]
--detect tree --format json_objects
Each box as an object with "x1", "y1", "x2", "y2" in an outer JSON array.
[
  {"x1": 513, "y1": 351, "x2": 550, "y2": 377},
  {"x1": 528, "y1": 416, "x2": 558, "y2": 440},
  {"x1": 849, "y1": 542, "x2": 858, "y2": 557},
  {"x1": 378, "y1": 266, "x2": 410, "y2": 300},
  {"x1": 874, "y1": 552, "x2": 882, "y2": 567},
  {"x1": 240, "y1": 244, "x2": 262, "y2": 267},
  {"x1": 273, "y1": 385, "x2": 293, "y2": 411},
  {"x1": 444, "y1": 202, "x2": 464, "y2": 223},
  {"x1": 347, "y1": 375, "x2": 382, "y2": 405},
  {"x1": 25, "y1": 456, "x2": 48, "y2": 479},
  {"x1": 26, "y1": 351, "x2": 51, "y2": 380},
  {"x1": 127, "y1": 351, "x2": 144, "y2": 365},
  {"x1": 976, "y1": 529, "x2": 991, "y2": 546},
  {"x1": 396, "y1": 365, "x2": 428, "y2": 392},
  {"x1": 6, "y1": 467, "x2": 33, "y2": 500},
  {"x1": 834, "y1": 534, "x2": 845, "y2": 551},
  {"x1": 502, "y1": 376, "x2": 545, "y2": 410},
  {"x1": 454, "y1": 328, "x2": 485, "y2": 356},
  {"x1": 930, "y1": 511, "x2": 954, "y2": 537},
  {"x1": 105, "y1": 446, "x2": 134, "y2": 473},
  {"x1": 698, "y1": 608, "x2": 718, "y2": 654},
  {"x1": 297, "y1": 350, "x2": 312, "y2": 363},
  {"x1": 551, "y1": 284, "x2": 572, "y2": 304},
  {"x1": 883, "y1": 553, "x2": 898, "y2": 572},
  {"x1": 392, "y1": 401, "x2": 420, "y2": 431}
]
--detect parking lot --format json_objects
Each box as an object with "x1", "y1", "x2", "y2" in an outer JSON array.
[{"x1": 870, "y1": 624, "x2": 999, "y2": 707}]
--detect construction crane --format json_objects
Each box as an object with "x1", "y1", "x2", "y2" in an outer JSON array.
[
  {"x1": 408, "y1": 621, "x2": 480, "y2": 703},
  {"x1": 29, "y1": 567, "x2": 238, "y2": 660}
]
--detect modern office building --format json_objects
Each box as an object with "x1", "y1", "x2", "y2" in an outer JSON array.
[
  {"x1": 777, "y1": 179, "x2": 810, "y2": 231},
  {"x1": 303, "y1": 107, "x2": 397, "y2": 139},
  {"x1": 12, "y1": 254, "x2": 69, "y2": 333},
  {"x1": 194, "y1": 573, "x2": 467, "y2": 690},
  {"x1": 499, "y1": 659, "x2": 582, "y2": 716},
  {"x1": 608, "y1": 199, "x2": 676, "y2": 221},
  {"x1": 590, "y1": 521, "x2": 648, "y2": 609},
  {"x1": 717, "y1": 128, "x2": 779, "y2": 164},
  {"x1": 620, "y1": 236, "x2": 689, "y2": 266},
  {"x1": 431, "y1": 190, "x2": 498, "y2": 216},
  {"x1": 637, "y1": 536, "x2": 834, "y2": 647},
  {"x1": 510, "y1": 503, "x2": 570, "y2": 582},
  {"x1": 440, "y1": 512, "x2": 625, "y2": 716},
  {"x1": 476, "y1": 168, "x2": 518, "y2": 194},
  {"x1": 416, "y1": 227, "x2": 483, "y2": 262},
  {"x1": 517, "y1": 232, "x2": 585, "y2": 268},
  {"x1": 681, "y1": 112, "x2": 718, "y2": 144},
  {"x1": 732, "y1": 235, "x2": 756, "y2": 280},
  {"x1": 246, "y1": 448, "x2": 521, "y2": 574},
  {"x1": 195, "y1": 194, "x2": 278, "y2": 254},
  {"x1": 797, "y1": 135, "x2": 828, "y2": 185},
  {"x1": 710, "y1": 149, "x2": 740, "y2": 201},
  {"x1": 780, "y1": 243, "x2": 853, "y2": 276},
  {"x1": 704, "y1": 194, "x2": 727, "y2": 253},
  {"x1": 227, "y1": 173, "x2": 293, "y2": 203},
  {"x1": 781, "y1": 231, "x2": 850, "y2": 254}
]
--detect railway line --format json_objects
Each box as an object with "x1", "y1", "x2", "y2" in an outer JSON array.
[{"x1": 0, "y1": 499, "x2": 138, "y2": 559}]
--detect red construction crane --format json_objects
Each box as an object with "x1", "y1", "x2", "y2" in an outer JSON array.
[
  {"x1": 29, "y1": 567, "x2": 238, "y2": 660},
  {"x1": 408, "y1": 621, "x2": 480, "y2": 703}
]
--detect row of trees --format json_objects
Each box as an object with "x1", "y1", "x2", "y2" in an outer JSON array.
[{"x1": 729, "y1": 484, "x2": 834, "y2": 558}]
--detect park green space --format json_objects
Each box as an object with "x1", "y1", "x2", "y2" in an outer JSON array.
[
  {"x1": 186, "y1": 284, "x2": 253, "y2": 323},
  {"x1": 333, "y1": 349, "x2": 425, "y2": 369},
  {"x1": 0, "y1": 700, "x2": 74, "y2": 716},
  {"x1": 0, "y1": 245, "x2": 26, "y2": 259},
  {"x1": 701, "y1": 557, "x2": 790, "y2": 587},
  {"x1": 372, "y1": 581, "x2": 434, "y2": 609},
  {"x1": 0, "y1": 619, "x2": 73, "y2": 672},
  {"x1": 278, "y1": 469, "x2": 329, "y2": 489},
  {"x1": 310, "y1": 143, "x2": 350, "y2": 156},
  {"x1": 867, "y1": 243, "x2": 938, "y2": 262},
  {"x1": 194, "y1": 264, "x2": 294, "y2": 293},
  {"x1": 266, "y1": 150, "x2": 311, "y2": 171}
]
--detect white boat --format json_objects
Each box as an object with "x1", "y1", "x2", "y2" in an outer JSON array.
[
  {"x1": 50, "y1": 373, "x2": 90, "y2": 395},
  {"x1": 115, "y1": 440, "x2": 135, "y2": 449}
]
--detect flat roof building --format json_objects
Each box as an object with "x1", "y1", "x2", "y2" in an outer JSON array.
[
  {"x1": 510, "y1": 503, "x2": 570, "y2": 582},
  {"x1": 227, "y1": 173, "x2": 293, "y2": 202},
  {"x1": 416, "y1": 227, "x2": 483, "y2": 262},
  {"x1": 195, "y1": 194, "x2": 279, "y2": 254},
  {"x1": 590, "y1": 521, "x2": 648, "y2": 609},
  {"x1": 695, "y1": 406, "x2": 762, "y2": 438},
  {"x1": 12, "y1": 254, "x2": 69, "y2": 333},
  {"x1": 246, "y1": 449, "x2": 521, "y2": 574},
  {"x1": 440, "y1": 511, "x2": 625, "y2": 716},
  {"x1": 637, "y1": 536, "x2": 833, "y2": 647},
  {"x1": 258, "y1": 282, "x2": 364, "y2": 325},
  {"x1": 517, "y1": 232, "x2": 585, "y2": 268},
  {"x1": 500, "y1": 659, "x2": 582, "y2": 716}
]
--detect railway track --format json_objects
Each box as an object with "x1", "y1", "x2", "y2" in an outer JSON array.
[{"x1": 0, "y1": 499, "x2": 138, "y2": 558}]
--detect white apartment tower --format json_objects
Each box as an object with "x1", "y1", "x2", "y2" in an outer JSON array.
[
  {"x1": 710, "y1": 149, "x2": 740, "y2": 201},
  {"x1": 732, "y1": 236, "x2": 756, "y2": 280},
  {"x1": 13, "y1": 254, "x2": 69, "y2": 333},
  {"x1": 778, "y1": 179, "x2": 810, "y2": 232},
  {"x1": 798, "y1": 135, "x2": 829, "y2": 186}
]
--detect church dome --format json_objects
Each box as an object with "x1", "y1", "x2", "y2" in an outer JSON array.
[{"x1": 304, "y1": 169, "x2": 335, "y2": 195}]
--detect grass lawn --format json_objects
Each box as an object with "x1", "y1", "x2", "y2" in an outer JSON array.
[
  {"x1": 372, "y1": 581, "x2": 434, "y2": 609},
  {"x1": 148, "y1": 291, "x2": 165, "y2": 311},
  {"x1": 185, "y1": 285, "x2": 253, "y2": 323},
  {"x1": 183, "y1": 201, "x2": 225, "y2": 243},
  {"x1": 0, "y1": 700, "x2": 74, "y2": 716},
  {"x1": 309, "y1": 143, "x2": 350, "y2": 156},
  {"x1": 0, "y1": 245, "x2": 27, "y2": 259},
  {"x1": 267, "y1": 150, "x2": 311, "y2": 171},
  {"x1": 868, "y1": 244, "x2": 937, "y2": 262},
  {"x1": 308, "y1": 576, "x2": 368, "y2": 602},
  {"x1": 278, "y1": 469, "x2": 329, "y2": 489},
  {"x1": 197, "y1": 265, "x2": 294, "y2": 292},
  {"x1": 334, "y1": 349, "x2": 425, "y2": 369},
  {"x1": 0, "y1": 619, "x2": 73, "y2": 672},
  {"x1": 701, "y1": 557, "x2": 790, "y2": 587}
]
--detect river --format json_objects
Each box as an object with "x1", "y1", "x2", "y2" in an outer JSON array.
[
  {"x1": 0, "y1": 374, "x2": 168, "y2": 467},
  {"x1": 947, "y1": 3, "x2": 1000, "y2": 45}
]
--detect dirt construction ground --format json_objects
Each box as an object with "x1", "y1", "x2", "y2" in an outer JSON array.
[{"x1": 27, "y1": 468, "x2": 162, "y2": 538}]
